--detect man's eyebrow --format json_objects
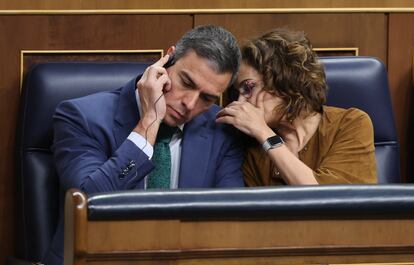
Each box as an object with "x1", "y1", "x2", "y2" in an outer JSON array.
[
  {"x1": 181, "y1": 71, "x2": 221, "y2": 101},
  {"x1": 181, "y1": 71, "x2": 196, "y2": 87}
]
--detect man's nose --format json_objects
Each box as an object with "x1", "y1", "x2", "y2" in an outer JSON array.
[{"x1": 183, "y1": 91, "x2": 199, "y2": 110}]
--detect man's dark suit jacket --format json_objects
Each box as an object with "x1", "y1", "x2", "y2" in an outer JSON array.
[{"x1": 43, "y1": 77, "x2": 245, "y2": 264}]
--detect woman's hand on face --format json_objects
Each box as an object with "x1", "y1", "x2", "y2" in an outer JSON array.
[{"x1": 216, "y1": 91, "x2": 270, "y2": 139}]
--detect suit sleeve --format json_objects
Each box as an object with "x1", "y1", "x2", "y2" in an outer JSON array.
[
  {"x1": 213, "y1": 127, "x2": 245, "y2": 187},
  {"x1": 53, "y1": 100, "x2": 154, "y2": 194}
]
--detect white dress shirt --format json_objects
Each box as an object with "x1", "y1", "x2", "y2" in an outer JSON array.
[{"x1": 127, "y1": 89, "x2": 183, "y2": 189}]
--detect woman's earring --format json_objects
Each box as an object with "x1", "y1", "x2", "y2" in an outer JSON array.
[{"x1": 287, "y1": 107, "x2": 294, "y2": 123}]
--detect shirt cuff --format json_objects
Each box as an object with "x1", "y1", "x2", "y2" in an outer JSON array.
[{"x1": 127, "y1": 131, "x2": 154, "y2": 159}]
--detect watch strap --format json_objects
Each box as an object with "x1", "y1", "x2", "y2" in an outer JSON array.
[{"x1": 262, "y1": 135, "x2": 284, "y2": 152}]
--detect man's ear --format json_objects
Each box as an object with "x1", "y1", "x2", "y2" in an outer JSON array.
[
  {"x1": 164, "y1": 46, "x2": 176, "y2": 69},
  {"x1": 167, "y1": 46, "x2": 176, "y2": 56}
]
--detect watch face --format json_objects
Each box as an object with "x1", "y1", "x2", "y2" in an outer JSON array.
[{"x1": 268, "y1": 135, "x2": 283, "y2": 145}]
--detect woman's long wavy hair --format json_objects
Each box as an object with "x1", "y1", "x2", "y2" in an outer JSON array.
[{"x1": 241, "y1": 28, "x2": 328, "y2": 122}]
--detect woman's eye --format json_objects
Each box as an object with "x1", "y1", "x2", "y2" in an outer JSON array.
[
  {"x1": 201, "y1": 94, "x2": 214, "y2": 103},
  {"x1": 242, "y1": 81, "x2": 255, "y2": 93},
  {"x1": 200, "y1": 95, "x2": 209, "y2": 102}
]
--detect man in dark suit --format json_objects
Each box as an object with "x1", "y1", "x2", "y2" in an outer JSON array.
[{"x1": 44, "y1": 25, "x2": 244, "y2": 264}]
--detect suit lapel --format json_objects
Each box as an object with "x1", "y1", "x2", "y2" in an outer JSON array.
[
  {"x1": 179, "y1": 113, "x2": 212, "y2": 188},
  {"x1": 112, "y1": 76, "x2": 216, "y2": 188},
  {"x1": 113, "y1": 77, "x2": 140, "y2": 147}
]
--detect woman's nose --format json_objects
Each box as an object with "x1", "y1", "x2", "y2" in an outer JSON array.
[{"x1": 237, "y1": 94, "x2": 247, "y2": 102}]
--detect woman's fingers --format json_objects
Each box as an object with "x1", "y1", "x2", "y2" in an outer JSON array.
[{"x1": 216, "y1": 102, "x2": 245, "y2": 117}]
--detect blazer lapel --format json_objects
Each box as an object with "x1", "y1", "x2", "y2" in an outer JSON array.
[
  {"x1": 179, "y1": 113, "x2": 212, "y2": 188},
  {"x1": 113, "y1": 77, "x2": 140, "y2": 147}
]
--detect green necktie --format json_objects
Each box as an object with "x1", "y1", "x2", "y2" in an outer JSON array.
[{"x1": 147, "y1": 123, "x2": 177, "y2": 189}]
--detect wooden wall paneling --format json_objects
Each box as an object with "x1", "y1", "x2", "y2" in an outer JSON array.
[
  {"x1": 389, "y1": 13, "x2": 414, "y2": 182},
  {"x1": 3, "y1": 0, "x2": 414, "y2": 10},
  {"x1": 0, "y1": 14, "x2": 192, "y2": 263},
  {"x1": 43, "y1": 15, "x2": 191, "y2": 49},
  {"x1": 194, "y1": 13, "x2": 387, "y2": 63},
  {"x1": 0, "y1": 15, "x2": 48, "y2": 264}
]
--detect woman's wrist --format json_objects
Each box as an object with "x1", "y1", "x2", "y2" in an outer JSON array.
[{"x1": 255, "y1": 126, "x2": 277, "y2": 144}]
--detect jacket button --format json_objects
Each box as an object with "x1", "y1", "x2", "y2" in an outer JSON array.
[
  {"x1": 128, "y1": 160, "x2": 136, "y2": 169},
  {"x1": 119, "y1": 168, "x2": 129, "y2": 179}
]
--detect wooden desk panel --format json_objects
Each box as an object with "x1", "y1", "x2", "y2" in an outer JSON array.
[{"x1": 64, "y1": 190, "x2": 414, "y2": 265}]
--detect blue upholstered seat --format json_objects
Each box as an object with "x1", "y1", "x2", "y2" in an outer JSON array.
[
  {"x1": 321, "y1": 57, "x2": 400, "y2": 183},
  {"x1": 16, "y1": 62, "x2": 151, "y2": 263}
]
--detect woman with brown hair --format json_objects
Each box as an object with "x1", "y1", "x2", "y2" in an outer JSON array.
[{"x1": 216, "y1": 28, "x2": 377, "y2": 185}]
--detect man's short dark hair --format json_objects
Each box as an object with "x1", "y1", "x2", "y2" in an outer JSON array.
[{"x1": 174, "y1": 25, "x2": 241, "y2": 87}]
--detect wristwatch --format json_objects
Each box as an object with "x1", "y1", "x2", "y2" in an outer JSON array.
[{"x1": 262, "y1": 135, "x2": 284, "y2": 152}]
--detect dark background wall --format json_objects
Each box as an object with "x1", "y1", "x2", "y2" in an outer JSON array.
[{"x1": 2, "y1": 1, "x2": 414, "y2": 262}]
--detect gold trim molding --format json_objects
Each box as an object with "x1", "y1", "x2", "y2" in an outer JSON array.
[
  {"x1": 329, "y1": 262, "x2": 414, "y2": 265},
  {"x1": 314, "y1": 47, "x2": 359, "y2": 56},
  {"x1": 4, "y1": 8, "x2": 414, "y2": 15}
]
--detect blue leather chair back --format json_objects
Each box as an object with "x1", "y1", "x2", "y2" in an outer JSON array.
[
  {"x1": 16, "y1": 62, "x2": 151, "y2": 262},
  {"x1": 321, "y1": 57, "x2": 400, "y2": 183}
]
